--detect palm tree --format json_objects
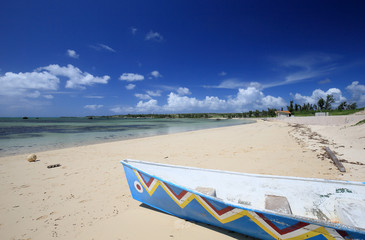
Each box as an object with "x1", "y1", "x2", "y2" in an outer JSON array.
[{"x1": 317, "y1": 98, "x2": 325, "y2": 111}]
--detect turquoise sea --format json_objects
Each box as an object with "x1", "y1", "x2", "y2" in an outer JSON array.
[{"x1": 0, "y1": 117, "x2": 253, "y2": 157}]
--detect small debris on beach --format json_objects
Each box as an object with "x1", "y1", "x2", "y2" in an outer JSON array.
[
  {"x1": 47, "y1": 164, "x2": 61, "y2": 169},
  {"x1": 27, "y1": 153, "x2": 37, "y2": 162}
]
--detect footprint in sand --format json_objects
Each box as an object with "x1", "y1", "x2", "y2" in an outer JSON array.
[{"x1": 173, "y1": 219, "x2": 192, "y2": 229}]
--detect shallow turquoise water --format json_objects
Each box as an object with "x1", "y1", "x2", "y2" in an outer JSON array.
[{"x1": 0, "y1": 117, "x2": 253, "y2": 156}]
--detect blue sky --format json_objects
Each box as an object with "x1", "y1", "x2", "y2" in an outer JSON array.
[{"x1": 1, "y1": 0, "x2": 365, "y2": 117}]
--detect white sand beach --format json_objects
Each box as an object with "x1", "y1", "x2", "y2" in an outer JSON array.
[{"x1": 0, "y1": 115, "x2": 364, "y2": 240}]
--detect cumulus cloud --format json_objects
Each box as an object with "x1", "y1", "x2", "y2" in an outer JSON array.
[
  {"x1": 293, "y1": 88, "x2": 346, "y2": 107},
  {"x1": 119, "y1": 73, "x2": 144, "y2": 82},
  {"x1": 66, "y1": 49, "x2": 79, "y2": 59},
  {"x1": 228, "y1": 87, "x2": 286, "y2": 110},
  {"x1": 0, "y1": 64, "x2": 110, "y2": 99},
  {"x1": 0, "y1": 69, "x2": 60, "y2": 115},
  {"x1": 130, "y1": 87, "x2": 286, "y2": 113},
  {"x1": 176, "y1": 87, "x2": 192, "y2": 96},
  {"x1": 125, "y1": 84, "x2": 136, "y2": 90},
  {"x1": 84, "y1": 104, "x2": 103, "y2": 110},
  {"x1": 136, "y1": 99, "x2": 159, "y2": 112},
  {"x1": 0, "y1": 71, "x2": 59, "y2": 97},
  {"x1": 162, "y1": 93, "x2": 225, "y2": 112},
  {"x1": 145, "y1": 31, "x2": 164, "y2": 42},
  {"x1": 346, "y1": 81, "x2": 365, "y2": 106},
  {"x1": 150, "y1": 70, "x2": 162, "y2": 78},
  {"x1": 39, "y1": 64, "x2": 110, "y2": 89}
]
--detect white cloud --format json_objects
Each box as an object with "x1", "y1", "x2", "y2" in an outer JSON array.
[
  {"x1": 89, "y1": 43, "x2": 116, "y2": 52},
  {"x1": 160, "y1": 87, "x2": 285, "y2": 113},
  {"x1": 278, "y1": 53, "x2": 338, "y2": 69},
  {"x1": 66, "y1": 49, "x2": 79, "y2": 59},
  {"x1": 293, "y1": 88, "x2": 346, "y2": 107},
  {"x1": 0, "y1": 71, "x2": 60, "y2": 97},
  {"x1": 84, "y1": 104, "x2": 103, "y2": 110},
  {"x1": 130, "y1": 87, "x2": 286, "y2": 113},
  {"x1": 131, "y1": 26, "x2": 138, "y2": 35},
  {"x1": 27, "y1": 90, "x2": 41, "y2": 98},
  {"x1": 228, "y1": 87, "x2": 286, "y2": 110},
  {"x1": 176, "y1": 87, "x2": 192, "y2": 96},
  {"x1": 39, "y1": 64, "x2": 110, "y2": 89},
  {"x1": 346, "y1": 81, "x2": 365, "y2": 106},
  {"x1": 146, "y1": 90, "x2": 161, "y2": 97},
  {"x1": 150, "y1": 70, "x2": 162, "y2": 78},
  {"x1": 219, "y1": 71, "x2": 227, "y2": 76},
  {"x1": 217, "y1": 79, "x2": 246, "y2": 89},
  {"x1": 207, "y1": 79, "x2": 263, "y2": 90},
  {"x1": 110, "y1": 106, "x2": 123, "y2": 114},
  {"x1": 44, "y1": 95, "x2": 54, "y2": 99},
  {"x1": 85, "y1": 95, "x2": 104, "y2": 99},
  {"x1": 145, "y1": 31, "x2": 164, "y2": 41},
  {"x1": 266, "y1": 53, "x2": 339, "y2": 88},
  {"x1": 135, "y1": 93, "x2": 152, "y2": 100},
  {"x1": 126, "y1": 84, "x2": 136, "y2": 90},
  {"x1": 119, "y1": 73, "x2": 144, "y2": 82},
  {"x1": 136, "y1": 99, "x2": 159, "y2": 112},
  {"x1": 318, "y1": 78, "x2": 331, "y2": 84},
  {"x1": 162, "y1": 93, "x2": 227, "y2": 112}
]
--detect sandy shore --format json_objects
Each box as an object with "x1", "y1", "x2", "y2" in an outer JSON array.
[{"x1": 0, "y1": 117, "x2": 364, "y2": 240}]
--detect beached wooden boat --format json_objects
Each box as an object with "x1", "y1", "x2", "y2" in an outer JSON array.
[{"x1": 121, "y1": 159, "x2": 365, "y2": 239}]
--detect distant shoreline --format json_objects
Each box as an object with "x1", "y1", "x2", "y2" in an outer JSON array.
[{"x1": 0, "y1": 118, "x2": 253, "y2": 157}]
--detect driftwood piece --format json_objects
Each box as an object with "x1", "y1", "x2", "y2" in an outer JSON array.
[
  {"x1": 47, "y1": 164, "x2": 61, "y2": 169},
  {"x1": 325, "y1": 147, "x2": 346, "y2": 172}
]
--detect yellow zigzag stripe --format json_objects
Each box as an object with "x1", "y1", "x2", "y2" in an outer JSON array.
[
  {"x1": 286, "y1": 227, "x2": 337, "y2": 240},
  {"x1": 133, "y1": 170, "x2": 338, "y2": 240}
]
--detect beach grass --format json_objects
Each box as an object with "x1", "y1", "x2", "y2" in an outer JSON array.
[{"x1": 354, "y1": 119, "x2": 365, "y2": 126}]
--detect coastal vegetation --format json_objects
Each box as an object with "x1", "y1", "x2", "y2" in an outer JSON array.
[
  {"x1": 21, "y1": 94, "x2": 362, "y2": 120},
  {"x1": 84, "y1": 96, "x2": 361, "y2": 119},
  {"x1": 285, "y1": 95, "x2": 360, "y2": 117},
  {"x1": 354, "y1": 119, "x2": 365, "y2": 126},
  {"x1": 86, "y1": 105, "x2": 364, "y2": 120}
]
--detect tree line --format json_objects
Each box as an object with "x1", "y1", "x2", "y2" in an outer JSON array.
[
  {"x1": 87, "y1": 95, "x2": 359, "y2": 119},
  {"x1": 286, "y1": 94, "x2": 357, "y2": 113}
]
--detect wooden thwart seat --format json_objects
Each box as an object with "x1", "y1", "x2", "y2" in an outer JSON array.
[
  {"x1": 265, "y1": 195, "x2": 292, "y2": 215},
  {"x1": 195, "y1": 187, "x2": 217, "y2": 197}
]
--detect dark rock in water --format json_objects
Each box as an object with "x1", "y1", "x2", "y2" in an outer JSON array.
[{"x1": 23, "y1": 117, "x2": 28, "y2": 119}]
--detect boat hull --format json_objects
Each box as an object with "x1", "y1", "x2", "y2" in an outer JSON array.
[{"x1": 122, "y1": 161, "x2": 365, "y2": 240}]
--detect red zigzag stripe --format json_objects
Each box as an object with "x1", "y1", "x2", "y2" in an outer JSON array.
[
  {"x1": 257, "y1": 213, "x2": 309, "y2": 235},
  {"x1": 136, "y1": 171, "x2": 330, "y2": 236}
]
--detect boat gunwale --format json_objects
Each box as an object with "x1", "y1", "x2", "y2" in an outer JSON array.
[
  {"x1": 122, "y1": 159, "x2": 365, "y2": 186},
  {"x1": 121, "y1": 159, "x2": 365, "y2": 234}
]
